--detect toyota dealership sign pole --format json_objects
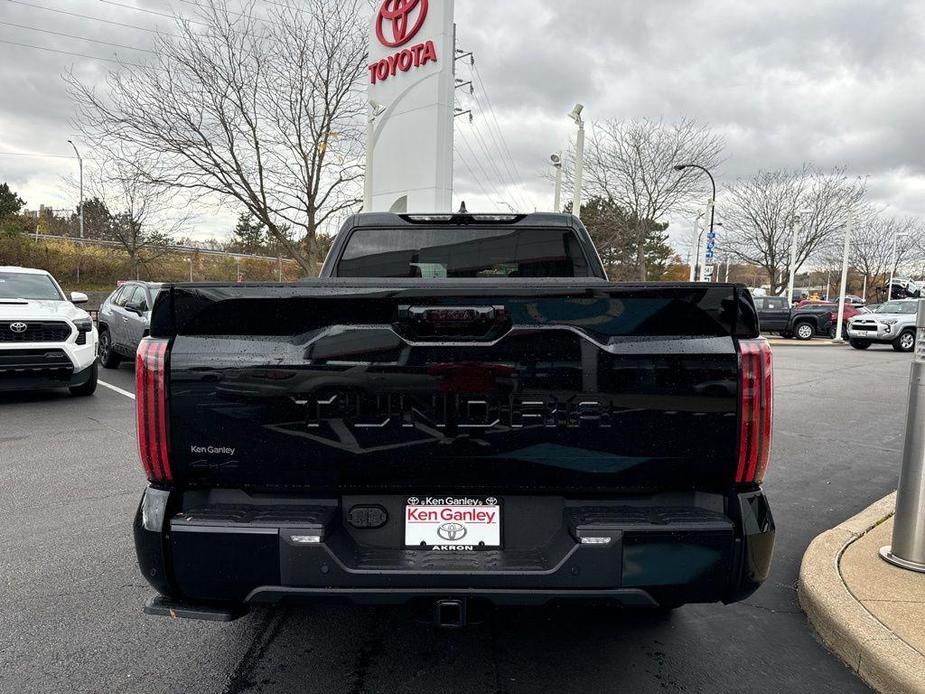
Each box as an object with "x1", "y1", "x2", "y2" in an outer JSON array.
[{"x1": 366, "y1": 0, "x2": 455, "y2": 213}]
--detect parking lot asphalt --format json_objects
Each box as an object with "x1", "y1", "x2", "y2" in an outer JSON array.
[{"x1": 0, "y1": 344, "x2": 912, "y2": 693}]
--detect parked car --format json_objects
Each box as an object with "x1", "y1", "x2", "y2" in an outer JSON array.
[
  {"x1": 0, "y1": 266, "x2": 98, "y2": 396},
  {"x1": 847, "y1": 299, "x2": 920, "y2": 352},
  {"x1": 795, "y1": 302, "x2": 864, "y2": 338},
  {"x1": 754, "y1": 296, "x2": 835, "y2": 340},
  {"x1": 828, "y1": 295, "x2": 866, "y2": 307},
  {"x1": 883, "y1": 279, "x2": 921, "y2": 300},
  {"x1": 133, "y1": 212, "x2": 776, "y2": 625},
  {"x1": 97, "y1": 281, "x2": 163, "y2": 368}
]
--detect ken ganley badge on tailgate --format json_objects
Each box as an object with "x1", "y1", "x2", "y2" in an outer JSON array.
[{"x1": 404, "y1": 496, "x2": 501, "y2": 550}]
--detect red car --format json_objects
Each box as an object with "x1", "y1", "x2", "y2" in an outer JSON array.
[{"x1": 797, "y1": 300, "x2": 863, "y2": 336}]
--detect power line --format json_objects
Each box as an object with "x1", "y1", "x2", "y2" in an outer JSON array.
[
  {"x1": 4, "y1": 0, "x2": 179, "y2": 37},
  {"x1": 462, "y1": 118, "x2": 522, "y2": 211},
  {"x1": 0, "y1": 150, "x2": 75, "y2": 159},
  {"x1": 471, "y1": 63, "x2": 533, "y2": 210},
  {"x1": 0, "y1": 38, "x2": 144, "y2": 66},
  {"x1": 0, "y1": 19, "x2": 155, "y2": 53},
  {"x1": 99, "y1": 0, "x2": 208, "y2": 27},
  {"x1": 469, "y1": 90, "x2": 529, "y2": 210},
  {"x1": 454, "y1": 134, "x2": 504, "y2": 209},
  {"x1": 453, "y1": 146, "x2": 495, "y2": 208}
]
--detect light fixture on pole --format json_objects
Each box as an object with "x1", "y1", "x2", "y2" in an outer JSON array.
[
  {"x1": 363, "y1": 99, "x2": 388, "y2": 212},
  {"x1": 786, "y1": 210, "x2": 812, "y2": 305},
  {"x1": 550, "y1": 152, "x2": 563, "y2": 212},
  {"x1": 568, "y1": 104, "x2": 585, "y2": 220},
  {"x1": 832, "y1": 211, "x2": 854, "y2": 343},
  {"x1": 888, "y1": 232, "x2": 909, "y2": 301},
  {"x1": 67, "y1": 140, "x2": 84, "y2": 239},
  {"x1": 674, "y1": 163, "x2": 717, "y2": 281}
]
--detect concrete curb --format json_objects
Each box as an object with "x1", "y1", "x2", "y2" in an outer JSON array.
[
  {"x1": 799, "y1": 492, "x2": 925, "y2": 693},
  {"x1": 765, "y1": 339, "x2": 847, "y2": 347}
]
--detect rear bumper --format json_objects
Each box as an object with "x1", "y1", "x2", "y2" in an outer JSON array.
[
  {"x1": 847, "y1": 324, "x2": 894, "y2": 341},
  {"x1": 134, "y1": 488, "x2": 775, "y2": 612}
]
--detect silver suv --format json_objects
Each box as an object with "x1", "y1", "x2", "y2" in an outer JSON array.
[
  {"x1": 97, "y1": 282, "x2": 163, "y2": 368},
  {"x1": 847, "y1": 299, "x2": 919, "y2": 352}
]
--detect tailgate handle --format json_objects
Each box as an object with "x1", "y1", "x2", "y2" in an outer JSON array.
[{"x1": 396, "y1": 305, "x2": 510, "y2": 339}]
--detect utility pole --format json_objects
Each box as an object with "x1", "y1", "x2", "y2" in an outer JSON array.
[
  {"x1": 550, "y1": 153, "x2": 563, "y2": 212},
  {"x1": 363, "y1": 100, "x2": 387, "y2": 212},
  {"x1": 688, "y1": 211, "x2": 703, "y2": 282},
  {"x1": 787, "y1": 216, "x2": 799, "y2": 304},
  {"x1": 833, "y1": 211, "x2": 854, "y2": 343},
  {"x1": 67, "y1": 140, "x2": 84, "y2": 239},
  {"x1": 569, "y1": 104, "x2": 585, "y2": 220}
]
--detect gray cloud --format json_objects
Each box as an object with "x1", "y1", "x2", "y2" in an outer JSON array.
[{"x1": 2, "y1": 0, "x2": 924, "y2": 246}]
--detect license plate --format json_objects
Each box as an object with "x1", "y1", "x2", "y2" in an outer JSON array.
[{"x1": 404, "y1": 496, "x2": 501, "y2": 550}]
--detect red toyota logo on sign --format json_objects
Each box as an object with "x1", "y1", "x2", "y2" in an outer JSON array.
[{"x1": 376, "y1": 0, "x2": 429, "y2": 48}]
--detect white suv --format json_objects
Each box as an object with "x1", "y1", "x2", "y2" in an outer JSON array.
[
  {"x1": 0, "y1": 266, "x2": 99, "y2": 396},
  {"x1": 847, "y1": 299, "x2": 919, "y2": 352}
]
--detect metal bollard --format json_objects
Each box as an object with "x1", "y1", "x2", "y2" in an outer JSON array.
[{"x1": 880, "y1": 298, "x2": 925, "y2": 573}]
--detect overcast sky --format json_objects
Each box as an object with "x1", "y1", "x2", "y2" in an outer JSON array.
[{"x1": 2, "y1": 0, "x2": 924, "y2": 251}]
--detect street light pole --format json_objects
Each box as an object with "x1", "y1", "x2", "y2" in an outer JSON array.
[
  {"x1": 787, "y1": 211, "x2": 812, "y2": 304},
  {"x1": 888, "y1": 233, "x2": 908, "y2": 301},
  {"x1": 569, "y1": 104, "x2": 585, "y2": 220},
  {"x1": 67, "y1": 140, "x2": 83, "y2": 239},
  {"x1": 833, "y1": 211, "x2": 854, "y2": 343},
  {"x1": 688, "y1": 210, "x2": 706, "y2": 281},
  {"x1": 551, "y1": 152, "x2": 563, "y2": 212},
  {"x1": 363, "y1": 100, "x2": 387, "y2": 212},
  {"x1": 674, "y1": 163, "x2": 716, "y2": 281}
]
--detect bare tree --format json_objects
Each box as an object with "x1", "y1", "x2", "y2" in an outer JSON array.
[
  {"x1": 66, "y1": 0, "x2": 368, "y2": 275},
  {"x1": 85, "y1": 155, "x2": 189, "y2": 278},
  {"x1": 722, "y1": 166, "x2": 865, "y2": 296},
  {"x1": 580, "y1": 117, "x2": 724, "y2": 280},
  {"x1": 848, "y1": 214, "x2": 923, "y2": 299}
]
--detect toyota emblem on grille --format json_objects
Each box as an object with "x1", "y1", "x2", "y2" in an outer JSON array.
[
  {"x1": 9, "y1": 322, "x2": 28, "y2": 334},
  {"x1": 437, "y1": 522, "x2": 467, "y2": 541}
]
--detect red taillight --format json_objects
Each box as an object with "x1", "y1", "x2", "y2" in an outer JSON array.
[
  {"x1": 736, "y1": 338, "x2": 773, "y2": 485},
  {"x1": 136, "y1": 337, "x2": 173, "y2": 484}
]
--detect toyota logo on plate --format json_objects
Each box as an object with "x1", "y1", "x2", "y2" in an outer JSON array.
[
  {"x1": 9, "y1": 322, "x2": 28, "y2": 334},
  {"x1": 376, "y1": 0, "x2": 428, "y2": 48},
  {"x1": 437, "y1": 522, "x2": 467, "y2": 542}
]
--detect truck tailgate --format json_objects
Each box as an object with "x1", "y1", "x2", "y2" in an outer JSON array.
[{"x1": 158, "y1": 281, "x2": 752, "y2": 493}]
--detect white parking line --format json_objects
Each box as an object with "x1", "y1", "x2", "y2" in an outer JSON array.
[{"x1": 99, "y1": 380, "x2": 136, "y2": 400}]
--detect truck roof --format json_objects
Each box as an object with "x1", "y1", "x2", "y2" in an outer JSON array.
[{"x1": 347, "y1": 212, "x2": 582, "y2": 228}]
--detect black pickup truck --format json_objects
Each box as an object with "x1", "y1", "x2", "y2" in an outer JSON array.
[
  {"x1": 134, "y1": 212, "x2": 775, "y2": 626},
  {"x1": 753, "y1": 296, "x2": 836, "y2": 340}
]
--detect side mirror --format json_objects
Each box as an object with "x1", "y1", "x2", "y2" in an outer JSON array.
[{"x1": 70, "y1": 292, "x2": 89, "y2": 304}]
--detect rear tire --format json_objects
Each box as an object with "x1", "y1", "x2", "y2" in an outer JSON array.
[
  {"x1": 794, "y1": 321, "x2": 815, "y2": 341},
  {"x1": 69, "y1": 362, "x2": 98, "y2": 396},
  {"x1": 98, "y1": 329, "x2": 121, "y2": 369},
  {"x1": 849, "y1": 338, "x2": 871, "y2": 350},
  {"x1": 893, "y1": 329, "x2": 916, "y2": 353}
]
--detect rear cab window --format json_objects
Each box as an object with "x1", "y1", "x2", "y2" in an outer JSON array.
[{"x1": 335, "y1": 226, "x2": 592, "y2": 278}]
